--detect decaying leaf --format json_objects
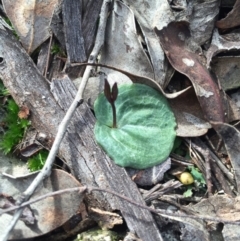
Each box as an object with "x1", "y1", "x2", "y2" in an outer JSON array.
[
  {"x1": 155, "y1": 22, "x2": 225, "y2": 123},
  {"x1": 0, "y1": 194, "x2": 35, "y2": 225},
  {"x1": 2, "y1": 0, "x2": 60, "y2": 53},
  {"x1": 212, "y1": 123, "x2": 240, "y2": 192},
  {"x1": 169, "y1": 88, "x2": 211, "y2": 137},
  {"x1": 99, "y1": 1, "x2": 154, "y2": 86},
  {"x1": 127, "y1": 158, "x2": 171, "y2": 186},
  {"x1": 211, "y1": 56, "x2": 240, "y2": 91},
  {"x1": 159, "y1": 208, "x2": 210, "y2": 241},
  {"x1": 188, "y1": 195, "x2": 240, "y2": 241},
  {"x1": 206, "y1": 29, "x2": 240, "y2": 68},
  {"x1": 216, "y1": 0, "x2": 240, "y2": 29},
  {"x1": 73, "y1": 62, "x2": 191, "y2": 99},
  {"x1": 123, "y1": 0, "x2": 174, "y2": 86},
  {"x1": 0, "y1": 169, "x2": 84, "y2": 239},
  {"x1": 188, "y1": 0, "x2": 220, "y2": 45}
]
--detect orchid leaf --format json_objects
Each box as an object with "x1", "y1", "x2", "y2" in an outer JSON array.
[{"x1": 94, "y1": 84, "x2": 176, "y2": 169}]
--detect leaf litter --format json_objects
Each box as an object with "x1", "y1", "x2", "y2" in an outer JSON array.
[{"x1": 1, "y1": 0, "x2": 240, "y2": 240}]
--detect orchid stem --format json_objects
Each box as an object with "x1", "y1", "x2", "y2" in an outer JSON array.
[{"x1": 111, "y1": 102, "x2": 117, "y2": 128}]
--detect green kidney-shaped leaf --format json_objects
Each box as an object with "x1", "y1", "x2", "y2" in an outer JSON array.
[{"x1": 94, "y1": 84, "x2": 176, "y2": 169}]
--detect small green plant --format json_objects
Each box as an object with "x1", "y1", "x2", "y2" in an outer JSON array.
[
  {"x1": 3, "y1": 17, "x2": 19, "y2": 40},
  {"x1": 51, "y1": 43, "x2": 66, "y2": 57},
  {"x1": 94, "y1": 81, "x2": 176, "y2": 169},
  {"x1": 0, "y1": 99, "x2": 30, "y2": 154},
  {"x1": 183, "y1": 166, "x2": 206, "y2": 197},
  {"x1": 27, "y1": 149, "x2": 49, "y2": 171},
  {"x1": 0, "y1": 81, "x2": 9, "y2": 97}
]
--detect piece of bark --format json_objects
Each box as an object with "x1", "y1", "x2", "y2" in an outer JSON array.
[
  {"x1": 65, "y1": 0, "x2": 104, "y2": 78},
  {"x1": 62, "y1": 0, "x2": 86, "y2": 63},
  {"x1": 0, "y1": 28, "x2": 163, "y2": 241},
  {"x1": 82, "y1": 0, "x2": 104, "y2": 55},
  {"x1": 51, "y1": 0, "x2": 66, "y2": 49},
  {"x1": 37, "y1": 39, "x2": 51, "y2": 76}
]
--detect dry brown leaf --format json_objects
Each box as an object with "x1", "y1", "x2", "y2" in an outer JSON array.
[
  {"x1": 72, "y1": 62, "x2": 191, "y2": 99},
  {"x1": 169, "y1": 88, "x2": 211, "y2": 137},
  {"x1": 211, "y1": 56, "x2": 240, "y2": 91},
  {"x1": 99, "y1": 1, "x2": 154, "y2": 86},
  {"x1": 0, "y1": 169, "x2": 84, "y2": 239},
  {"x1": 2, "y1": 0, "x2": 60, "y2": 53},
  {"x1": 188, "y1": 195, "x2": 240, "y2": 221},
  {"x1": 206, "y1": 30, "x2": 240, "y2": 68},
  {"x1": 216, "y1": 0, "x2": 240, "y2": 29},
  {"x1": 155, "y1": 22, "x2": 225, "y2": 123},
  {"x1": 122, "y1": 0, "x2": 175, "y2": 86}
]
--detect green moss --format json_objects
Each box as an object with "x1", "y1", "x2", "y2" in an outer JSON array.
[
  {"x1": 0, "y1": 81, "x2": 9, "y2": 97},
  {"x1": 0, "y1": 99, "x2": 31, "y2": 154},
  {"x1": 27, "y1": 149, "x2": 49, "y2": 171},
  {"x1": 75, "y1": 228, "x2": 120, "y2": 241},
  {"x1": 51, "y1": 43, "x2": 66, "y2": 57},
  {"x1": 3, "y1": 17, "x2": 19, "y2": 40}
]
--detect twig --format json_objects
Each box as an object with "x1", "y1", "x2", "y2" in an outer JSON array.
[
  {"x1": 186, "y1": 138, "x2": 234, "y2": 195},
  {"x1": 0, "y1": 187, "x2": 87, "y2": 215},
  {"x1": 0, "y1": 1, "x2": 110, "y2": 240},
  {"x1": 44, "y1": 33, "x2": 53, "y2": 78},
  {"x1": 204, "y1": 149, "x2": 213, "y2": 196},
  {"x1": 1, "y1": 185, "x2": 240, "y2": 226}
]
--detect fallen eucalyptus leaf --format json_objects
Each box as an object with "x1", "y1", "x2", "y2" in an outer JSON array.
[
  {"x1": 99, "y1": 1, "x2": 154, "y2": 86},
  {"x1": 155, "y1": 22, "x2": 225, "y2": 123},
  {"x1": 123, "y1": 0, "x2": 174, "y2": 86},
  {"x1": 72, "y1": 62, "x2": 192, "y2": 99},
  {"x1": 206, "y1": 29, "x2": 240, "y2": 68},
  {"x1": 211, "y1": 56, "x2": 240, "y2": 91},
  {"x1": 169, "y1": 88, "x2": 211, "y2": 137},
  {"x1": 188, "y1": 195, "x2": 240, "y2": 241},
  {"x1": 2, "y1": 0, "x2": 60, "y2": 53},
  {"x1": 0, "y1": 169, "x2": 84, "y2": 239},
  {"x1": 94, "y1": 84, "x2": 176, "y2": 169},
  {"x1": 216, "y1": 0, "x2": 240, "y2": 29},
  {"x1": 188, "y1": 0, "x2": 220, "y2": 45}
]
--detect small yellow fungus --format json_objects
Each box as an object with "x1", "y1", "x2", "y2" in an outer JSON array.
[{"x1": 178, "y1": 172, "x2": 194, "y2": 185}]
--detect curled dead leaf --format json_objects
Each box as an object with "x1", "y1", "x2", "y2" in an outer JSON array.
[
  {"x1": 155, "y1": 22, "x2": 225, "y2": 123},
  {"x1": 216, "y1": 0, "x2": 240, "y2": 29},
  {"x1": 2, "y1": 0, "x2": 60, "y2": 53},
  {"x1": 0, "y1": 169, "x2": 84, "y2": 239}
]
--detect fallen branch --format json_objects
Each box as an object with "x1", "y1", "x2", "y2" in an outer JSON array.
[{"x1": 0, "y1": 1, "x2": 110, "y2": 240}]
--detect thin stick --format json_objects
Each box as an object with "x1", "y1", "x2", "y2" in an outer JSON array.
[
  {"x1": 44, "y1": 33, "x2": 53, "y2": 78},
  {"x1": 0, "y1": 1, "x2": 111, "y2": 240},
  {"x1": 1, "y1": 185, "x2": 240, "y2": 225}
]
